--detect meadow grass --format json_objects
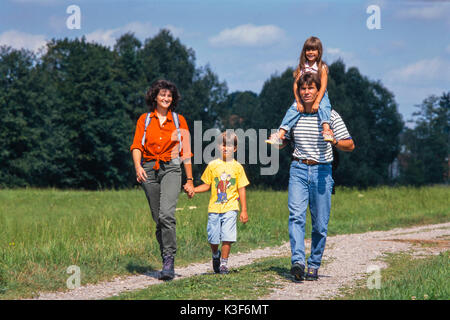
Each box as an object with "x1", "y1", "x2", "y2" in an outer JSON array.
[
  {"x1": 0, "y1": 186, "x2": 448, "y2": 299},
  {"x1": 336, "y1": 251, "x2": 449, "y2": 300}
]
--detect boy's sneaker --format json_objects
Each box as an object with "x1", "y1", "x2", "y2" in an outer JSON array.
[
  {"x1": 219, "y1": 265, "x2": 229, "y2": 274},
  {"x1": 290, "y1": 262, "x2": 305, "y2": 281},
  {"x1": 265, "y1": 133, "x2": 283, "y2": 145},
  {"x1": 159, "y1": 255, "x2": 175, "y2": 281},
  {"x1": 212, "y1": 251, "x2": 221, "y2": 274},
  {"x1": 305, "y1": 267, "x2": 319, "y2": 281}
]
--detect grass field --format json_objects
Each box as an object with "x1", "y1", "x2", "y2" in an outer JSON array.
[
  {"x1": 337, "y1": 251, "x2": 449, "y2": 300},
  {"x1": 0, "y1": 186, "x2": 449, "y2": 299}
]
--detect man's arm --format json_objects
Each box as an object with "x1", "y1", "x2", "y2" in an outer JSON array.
[{"x1": 332, "y1": 138, "x2": 355, "y2": 152}]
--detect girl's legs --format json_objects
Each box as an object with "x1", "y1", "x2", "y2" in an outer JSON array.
[
  {"x1": 267, "y1": 101, "x2": 302, "y2": 144},
  {"x1": 318, "y1": 92, "x2": 333, "y2": 141},
  {"x1": 279, "y1": 101, "x2": 302, "y2": 134}
]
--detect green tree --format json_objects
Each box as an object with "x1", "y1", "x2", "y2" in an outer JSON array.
[
  {"x1": 0, "y1": 46, "x2": 39, "y2": 187},
  {"x1": 400, "y1": 92, "x2": 449, "y2": 185},
  {"x1": 327, "y1": 60, "x2": 404, "y2": 187},
  {"x1": 41, "y1": 37, "x2": 133, "y2": 189},
  {"x1": 0, "y1": 46, "x2": 64, "y2": 188}
]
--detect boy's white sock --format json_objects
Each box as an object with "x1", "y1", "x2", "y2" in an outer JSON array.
[{"x1": 220, "y1": 258, "x2": 228, "y2": 267}]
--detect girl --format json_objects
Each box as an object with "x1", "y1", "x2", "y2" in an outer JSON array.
[{"x1": 266, "y1": 36, "x2": 334, "y2": 144}]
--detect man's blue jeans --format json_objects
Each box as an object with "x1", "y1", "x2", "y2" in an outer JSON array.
[{"x1": 288, "y1": 160, "x2": 334, "y2": 269}]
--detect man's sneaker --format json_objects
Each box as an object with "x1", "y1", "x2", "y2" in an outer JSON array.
[
  {"x1": 305, "y1": 268, "x2": 319, "y2": 281},
  {"x1": 212, "y1": 250, "x2": 221, "y2": 274},
  {"x1": 219, "y1": 265, "x2": 229, "y2": 274},
  {"x1": 290, "y1": 262, "x2": 305, "y2": 281},
  {"x1": 159, "y1": 255, "x2": 175, "y2": 280},
  {"x1": 265, "y1": 133, "x2": 283, "y2": 145}
]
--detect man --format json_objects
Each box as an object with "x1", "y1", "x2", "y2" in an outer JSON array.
[{"x1": 280, "y1": 72, "x2": 355, "y2": 281}]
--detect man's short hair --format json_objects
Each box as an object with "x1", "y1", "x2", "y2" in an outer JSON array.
[{"x1": 296, "y1": 72, "x2": 321, "y2": 92}]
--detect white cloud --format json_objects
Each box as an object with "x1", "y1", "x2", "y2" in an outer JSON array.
[
  {"x1": 386, "y1": 57, "x2": 450, "y2": 83},
  {"x1": 324, "y1": 47, "x2": 356, "y2": 64},
  {"x1": 396, "y1": 4, "x2": 450, "y2": 20},
  {"x1": 256, "y1": 59, "x2": 295, "y2": 74},
  {"x1": 85, "y1": 22, "x2": 183, "y2": 48},
  {"x1": 209, "y1": 24, "x2": 286, "y2": 48},
  {"x1": 0, "y1": 30, "x2": 47, "y2": 52},
  {"x1": 10, "y1": 0, "x2": 59, "y2": 4}
]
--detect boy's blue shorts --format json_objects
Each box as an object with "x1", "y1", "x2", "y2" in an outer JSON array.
[{"x1": 207, "y1": 210, "x2": 238, "y2": 244}]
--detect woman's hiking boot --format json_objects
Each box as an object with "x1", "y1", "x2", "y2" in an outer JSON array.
[{"x1": 159, "y1": 255, "x2": 175, "y2": 280}]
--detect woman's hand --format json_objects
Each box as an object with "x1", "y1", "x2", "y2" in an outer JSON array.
[
  {"x1": 183, "y1": 181, "x2": 195, "y2": 198},
  {"x1": 135, "y1": 165, "x2": 147, "y2": 184}
]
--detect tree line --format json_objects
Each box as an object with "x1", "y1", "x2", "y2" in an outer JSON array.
[{"x1": 0, "y1": 29, "x2": 448, "y2": 189}]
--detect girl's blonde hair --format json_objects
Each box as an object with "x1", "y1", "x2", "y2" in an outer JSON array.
[{"x1": 293, "y1": 36, "x2": 325, "y2": 79}]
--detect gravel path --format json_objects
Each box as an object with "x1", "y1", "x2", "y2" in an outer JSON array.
[
  {"x1": 262, "y1": 222, "x2": 450, "y2": 300},
  {"x1": 34, "y1": 222, "x2": 449, "y2": 300}
]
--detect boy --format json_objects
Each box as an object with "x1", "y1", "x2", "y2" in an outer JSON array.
[{"x1": 192, "y1": 131, "x2": 249, "y2": 274}]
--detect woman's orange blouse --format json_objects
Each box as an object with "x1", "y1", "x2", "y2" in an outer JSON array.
[{"x1": 130, "y1": 111, "x2": 193, "y2": 170}]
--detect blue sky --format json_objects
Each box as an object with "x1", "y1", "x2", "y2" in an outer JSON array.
[{"x1": 1, "y1": 0, "x2": 449, "y2": 123}]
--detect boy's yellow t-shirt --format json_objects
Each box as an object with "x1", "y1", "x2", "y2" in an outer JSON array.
[{"x1": 201, "y1": 158, "x2": 250, "y2": 213}]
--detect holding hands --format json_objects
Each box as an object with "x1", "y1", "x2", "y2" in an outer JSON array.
[{"x1": 183, "y1": 180, "x2": 195, "y2": 198}]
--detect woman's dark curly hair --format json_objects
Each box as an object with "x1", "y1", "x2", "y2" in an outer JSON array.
[{"x1": 145, "y1": 79, "x2": 181, "y2": 112}]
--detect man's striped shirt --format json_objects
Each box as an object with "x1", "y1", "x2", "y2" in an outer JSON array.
[{"x1": 288, "y1": 110, "x2": 351, "y2": 163}]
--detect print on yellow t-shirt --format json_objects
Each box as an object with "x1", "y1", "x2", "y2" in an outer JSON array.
[{"x1": 201, "y1": 159, "x2": 249, "y2": 214}]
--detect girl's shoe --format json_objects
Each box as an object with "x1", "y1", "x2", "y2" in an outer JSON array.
[
  {"x1": 265, "y1": 133, "x2": 283, "y2": 145},
  {"x1": 323, "y1": 134, "x2": 334, "y2": 142}
]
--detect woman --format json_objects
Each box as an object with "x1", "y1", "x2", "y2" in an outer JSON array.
[{"x1": 130, "y1": 79, "x2": 194, "y2": 280}]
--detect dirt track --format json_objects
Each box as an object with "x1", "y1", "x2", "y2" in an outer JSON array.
[{"x1": 34, "y1": 222, "x2": 450, "y2": 300}]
